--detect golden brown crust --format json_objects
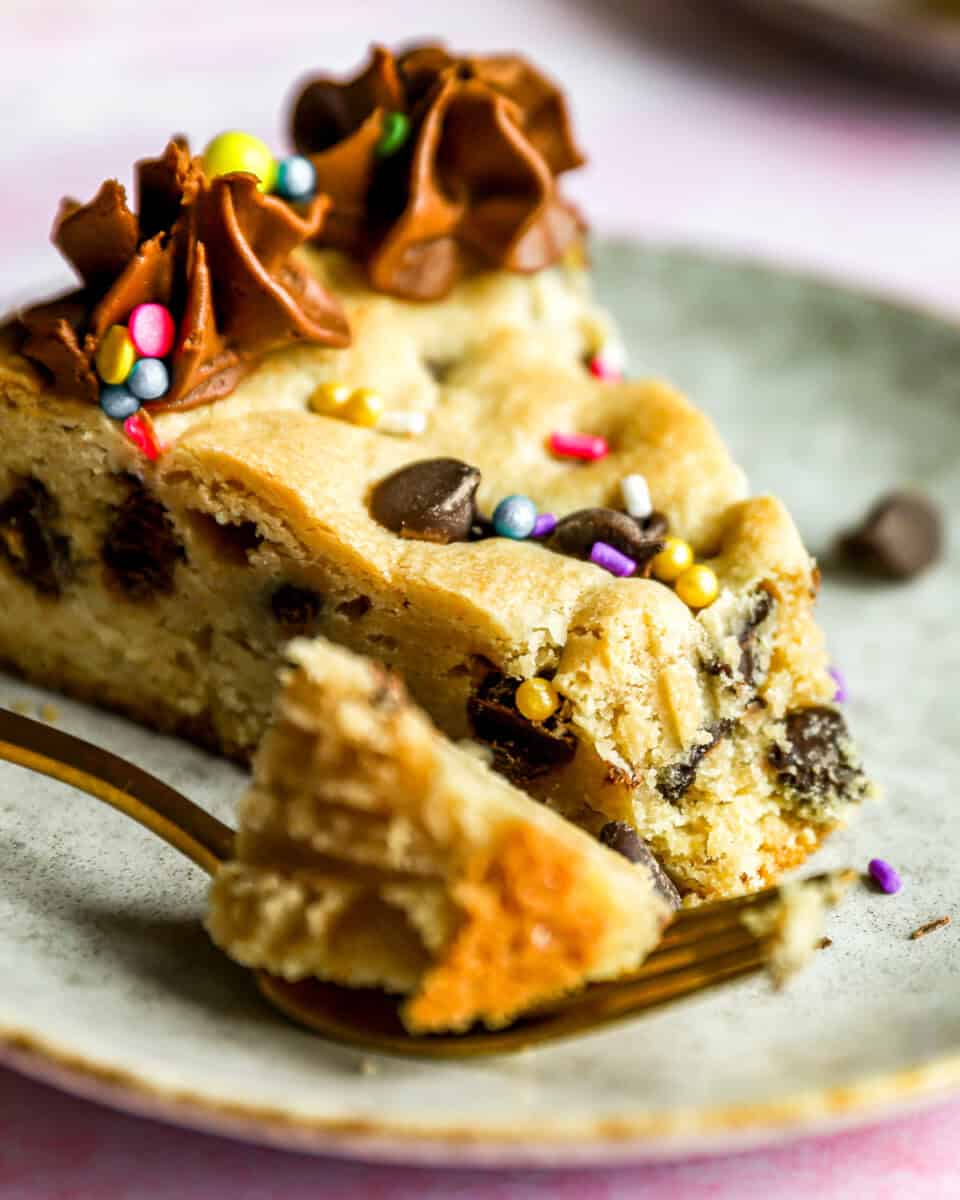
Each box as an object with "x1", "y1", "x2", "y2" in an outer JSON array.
[{"x1": 207, "y1": 640, "x2": 672, "y2": 1031}]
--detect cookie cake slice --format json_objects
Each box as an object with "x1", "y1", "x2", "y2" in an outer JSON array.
[{"x1": 0, "y1": 44, "x2": 871, "y2": 901}]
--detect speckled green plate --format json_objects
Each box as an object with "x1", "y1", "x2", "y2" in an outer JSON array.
[{"x1": 1, "y1": 243, "x2": 958, "y2": 1166}]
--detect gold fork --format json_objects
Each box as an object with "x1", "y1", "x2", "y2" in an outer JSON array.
[{"x1": 0, "y1": 706, "x2": 852, "y2": 1059}]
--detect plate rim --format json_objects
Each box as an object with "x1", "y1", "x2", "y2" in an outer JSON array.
[
  {"x1": 3, "y1": 1025, "x2": 959, "y2": 1167},
  {"x1": 3, "y1": 240, "x2": 959, "y2": 1166}
]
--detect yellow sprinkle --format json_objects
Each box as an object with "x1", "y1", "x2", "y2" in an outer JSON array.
[
  {"x1": 675, "y1": 563, "x2": 719, "y2": 610},
  {"x1": 651, "y1": 536, "x2": 694, "y2": 584},
  {"x1": 342, "y1": 387, "x2": 384, "y2": 428},
  {"x1": 95, "y1": 325, "x2": 137, "y2": 385},
  {"x1": 515, "y1": 678, "x2": 560, "y2": 723},
  {"x1": 308, "y1": 381, "x2": 352, "y2": 414}
]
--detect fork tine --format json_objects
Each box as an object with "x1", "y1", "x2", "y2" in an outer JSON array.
[
  {"x1": 636, "y1": 924, "x2": 760, "y2": 976},
  {"x1": 528, "y1": 942, "x2": 770, "y2": 1035}
]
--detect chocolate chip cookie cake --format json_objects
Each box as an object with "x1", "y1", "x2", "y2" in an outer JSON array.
[{"x1": 0, "y1": 43, "x2": 871, "y2": 906}]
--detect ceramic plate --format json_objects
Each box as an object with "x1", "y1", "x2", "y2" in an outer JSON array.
[
  {"x1": 1, "y1": 243, "x2": 958, "y2": 1167},
  {"x1": 730, "y1": 0, "x2": 960, "y2": 84}
]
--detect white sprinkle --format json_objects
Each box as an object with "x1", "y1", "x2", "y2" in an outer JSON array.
[
  {"x1": 621, "y1": 473, "x2": 652, "y2": 520},
  {"x1": 378, "y1": 410, "x2": 428, "y2": 437}
]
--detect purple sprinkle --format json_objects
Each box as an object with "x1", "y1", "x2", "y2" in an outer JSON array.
[
  {"x1": 589, "y1": 540, "x2": 637, "y2": 578},
  {"x1": 829, "y1": 666, "x2": 848, "y2": 703},
  {"x1": 532, "y1": 512, "x2": 557, "y2": 538},
  {"x1": 868, "y1": 858, "x2": 902, "y2": 895}
]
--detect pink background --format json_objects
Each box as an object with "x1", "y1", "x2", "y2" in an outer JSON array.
[{"x1": 2, "y1": 0, "x2": 959, "y2": 1194}]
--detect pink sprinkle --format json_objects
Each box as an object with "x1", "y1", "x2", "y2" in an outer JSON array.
[
  {"x1": 589, "y1": 540, "x2": 636, "y2": 577},
  {"x1": 123, "y1": 411, "x2": 162, "y2": 461},
  {"x1": 868, "y1": 858, "x2": 902, "y2": 895},
  {"x1": 829, "y1": 666, "x2": 848, "y2": 703},
  {"x1": 549, "y1": 432, "x2": 608, "y2": 461},
  {"x1": 532, "y1": 513, "x2": 557, "y2": 538},
  {"x1": 128, "y1": 303, "x2": 175, "y2": 359},
  {"x1": 588, "y1": 355, "x2": 623, "y2": 382}
]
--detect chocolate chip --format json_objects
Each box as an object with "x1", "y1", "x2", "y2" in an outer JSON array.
[
  {"x1": 468, "y1": 513, "x2": 495, "y2": 542},
  {"x1": 102, "y1": 483, "x2": 183, "y2": 599},
  {"x1": 637, "y1": 510, "x2": 669, "y2": 540},
  {"x1": 467, "y1": 671, "x2": 577, "y2": 782},
  {"x1": 770, "y1": 706, "x2": 865, "y2": 803},
  {"x1": 547, "y1": 508, "x2": 664, "y2": 572},
  {"x1": 598, "y1": 821, "x2": 681, "y2": 908},
  {"x1": 370, "y1": 458, "x2": 480, "y2": 544},
  {"x1": 0, "y1": 478, "x2": 72, "y2": 596},
  {"x1": 837, "y1": 491, "x2": 943, "y2": 580},
  {"x1": 657, "y1": 719, "x2": 733, "y2": 804},
  {"x1": 270, "y1": 583, "x2": 323, "y2": 629},
  {"x1": 738, "y1": 591, "x2": 775, "y2": 684}
]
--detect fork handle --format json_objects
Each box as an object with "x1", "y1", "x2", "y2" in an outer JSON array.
[{"x1": 0, "y1": 707, "x2": 234, "y2": 874}]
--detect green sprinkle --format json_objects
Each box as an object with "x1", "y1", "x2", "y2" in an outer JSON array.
[{"x1": 376, "y1": 111, "x2": 411, "y2": 158}]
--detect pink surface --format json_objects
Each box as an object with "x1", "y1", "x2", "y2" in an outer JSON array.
[
  {"x1": 0, "y1": 1066, "x2": 959, "y2": 1197},
  {"x1": 2, "y1": 0, "x2": 960, "y2": 1193}
]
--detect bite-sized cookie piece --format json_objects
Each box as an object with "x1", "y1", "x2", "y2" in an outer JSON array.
[{"x1": 206, "y1": 640, "x2": 678, "y2": 1033}]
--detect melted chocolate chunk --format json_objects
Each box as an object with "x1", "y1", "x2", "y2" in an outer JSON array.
[
  {"x1": 102, "y1": 484, "x2": 184, "y2": 599},
  {"x1": 370, "y1": 458, "x2": 481, "y2": 544},
  {"x1": 270, "y1": 583, "x2": 323, "y2": 629},
  {"x1": 738, "y1": 591, "x2": 775, "y2": 684},
  {"x1": 770, "y1": 706, "x2": 864, "y2": 802},
  {"x1": 467, "y1": 671, "x2": 577, "y2": 782},
  {"x1": 657, "y1": 719, "x2": 734, "y2": 804},
  {"x1": 703, "y1": 591, "x2": 776, "y2": 685},
  {"x1": 598, "y1": 821, "x2": 681, "y2": 908},
  {"x1": 0, "y1": 479, "x2": 72, "y2": 596},
  {"x1": 838, "y1": 491, "x2": 943, "y2": 580},
  {"x1": 546, "y1": 507, "x2": 665, "y2": 572}
]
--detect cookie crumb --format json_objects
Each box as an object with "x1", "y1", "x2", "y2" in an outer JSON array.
[
  {"x1": 39, "y1": 703, "x2": 59, "y2": 723},
  {"x1": 359, "y1": 1057, "x2": 379, "y2": 1076},
  {"x1": 910, "y1": 916, "x2": 951, "y2": 940},
  {"x1": 10, "y1": 700, "x2": 29, "y2": 715},
  {"x1": 816, "y1": 936, "x2": 833, "y2": 950}
]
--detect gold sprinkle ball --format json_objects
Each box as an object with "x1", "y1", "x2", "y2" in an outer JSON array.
[
  {"x1": 515, "y1": 678, "x2": 560, "y2": 722},
  {"x1": 651, "y1": 536, "x2": 694, "y2": 583},
  {"x1": 675, "y1": 563, "x2": 719, "y2": 610},
  {"x1": 342, "y1": 387, "x2": 384, "y2": 428},
  {"x1": 308, "y1": 380, "x2": 352, "y2": 414}
]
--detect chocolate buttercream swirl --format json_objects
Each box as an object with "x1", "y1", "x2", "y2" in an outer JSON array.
[
  {"x1": 291, "y1": 44, "x2": 586, "y2": 300},
  {"x1": 19, "y1": 139, "x2": 350, "y2": 412}
]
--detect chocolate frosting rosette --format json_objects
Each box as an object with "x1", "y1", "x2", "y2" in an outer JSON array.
[
  {"x1": 20, "y1": 139, "x2": 350, "y2": 412},
  {"x1": 291, "y1": 44, "x2": 586, "y2": 300}
]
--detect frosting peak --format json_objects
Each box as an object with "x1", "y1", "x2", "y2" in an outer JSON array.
[
  {"x1": 291, "y1": 44, "x2": 586, "y2": 301},
  {"x1": 20, "y1": 139, "x2": 350, "y2": 412}
]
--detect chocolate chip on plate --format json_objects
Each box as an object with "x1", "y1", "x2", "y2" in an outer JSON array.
[
  {"x1": 837, "y1": 491, "x2": 943, "y2": 580},
  {"x1": 369, "y1": 458, "x2": 481, "y2": 544},
  {"x1": 547, "y1": 507, "x2": 665, "y2": 572},
  {"x1": 598, "y1": 821, "x2": 681, "y2": 908},
  {"x1": 770, "y1": 706, "x2": 866, "y2": 803}
]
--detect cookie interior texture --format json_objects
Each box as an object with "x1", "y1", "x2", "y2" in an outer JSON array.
[
  {"x1": 0, "y1": 247, "x2": 871, "y2": 901},
  {"x1": 206, "y1": 639, "x2": 677, "y2": 1033}
]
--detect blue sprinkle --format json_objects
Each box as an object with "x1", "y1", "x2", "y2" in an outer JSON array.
[
  {"x1": 128, "y1": 358, "x2": 170, "y2": 401},
  {"x1": 492, "y1": 495, "x2": 538, "y2": 540},
  {"x1": 100, "y1": 385, "x2": 140, "y2": 421},
  {"x1": 276, "y1": 155, "x2": 317, "y2": 201}
]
